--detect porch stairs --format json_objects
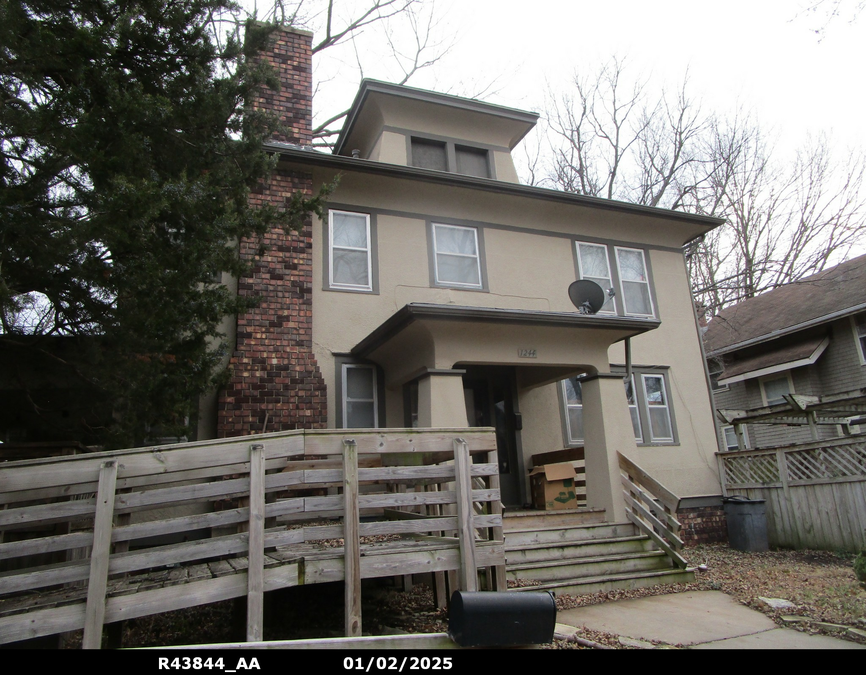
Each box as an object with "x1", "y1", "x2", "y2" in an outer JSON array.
[{"x1": 503, "y1": 509, "x2": 695, "y2": 596}]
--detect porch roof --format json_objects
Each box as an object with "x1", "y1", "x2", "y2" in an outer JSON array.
[{"x1": 351, "y1": 303, "x2": 660, "y2": 359}]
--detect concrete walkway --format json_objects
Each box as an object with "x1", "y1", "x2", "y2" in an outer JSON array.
[{"x1": 555, "y1": 591, "x2": 865, "y2": 649}]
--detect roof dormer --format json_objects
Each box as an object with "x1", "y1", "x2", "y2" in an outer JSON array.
[{"x1": 334, "y1": 80, "x2": 538, "y2": 184}]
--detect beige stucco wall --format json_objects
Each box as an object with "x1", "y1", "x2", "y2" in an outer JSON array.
[{"x1": 308, "y1": 166, "x2": 720, "y2": 498}]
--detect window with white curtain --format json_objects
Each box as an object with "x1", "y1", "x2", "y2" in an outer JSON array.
[
  {"x1": 432, "y1": 223, "x2": 482, "y2": 288},
  {"x1": 329, "y1": 210, "x2": 372, "y2": 291},
  {"x1": 576, "y1": 242, "x2": 616, "y2": 313},
  {"x1": 642, "y1": 373, "x2": 673, "y2": 442},
  {"x1": 615, "y1": 247, "x2": 654, "y2": 317}
]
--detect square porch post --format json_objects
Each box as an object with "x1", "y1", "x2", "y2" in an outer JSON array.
[{"x1": 580, "y1": 374, "x2": 638, "y2": 522}]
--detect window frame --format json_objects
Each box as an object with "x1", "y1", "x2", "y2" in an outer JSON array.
[
  {"x1": 559, "y1": 369, "x2": 677, "y2": 447},
  {"x1": 708, "y1": 357, "x2": 728, "y2": 393},
  {"x1": 852, "y1": 313, "x2": 866, "y2": 366},
  {"x1": 614, "y1": 246, "x2": 655, "y2": 318},
  {"x1": 340, "y1": 362, "x2": 379, "y2": 430},
  {"x1": 641, "y1": 373, "x2": 675, "y2": 443},
  {"x1": 560, "y1": 376, "x2": 585, "y2": 445},
  {"x1": 430, "y1": 222, "x2": 485, "y2": 290},
  {"x1": 409, "y1": 134, "x2": 493, "y2": 178},
  {"x1": 721, "y1": 424, "x2": 749, "y2": 451},
  {"x1": 759, "y1": 371, "x2": 794, "y2": 406},
  {"x1": 575, "y1": 241, "x2": 617, "y2": 314},
  {"x1": 327, "y1": 209, "x2": 374, "y2": 293}
]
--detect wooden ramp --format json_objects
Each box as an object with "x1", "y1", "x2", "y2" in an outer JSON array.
[{"x1": 0, "y1": 429, "x2": 505, "y2": 647}]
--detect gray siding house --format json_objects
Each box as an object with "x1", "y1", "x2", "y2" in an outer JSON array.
[{"x1": 704, "y1": 254, "x2": 866, "y2": 450}]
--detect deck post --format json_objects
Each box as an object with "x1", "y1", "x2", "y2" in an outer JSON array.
[
  {"x1": 82, "y1": 460, "x2": 118, "y2": 649},
  {"x1": 453, "y1": 438, "x2": 478, "y2": 592},
  {"x1": 343, "y1": 439, "x2": 362, "y2": 637},
  {"x1": 246, "y1": 443, "x2": 265, "y2": 642}
]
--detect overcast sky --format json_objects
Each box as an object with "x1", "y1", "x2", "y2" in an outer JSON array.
[{"x1": 306, "y1": 0, "x2": 866, "y2": 160}]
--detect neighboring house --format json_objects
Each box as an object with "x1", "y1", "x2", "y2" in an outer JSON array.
[
  {"x1": 208, "y1": 27, "x2": 725, "y2": 526},
  {"x1": 704, "y1": 254, "x2": 866, "y2": 451}
]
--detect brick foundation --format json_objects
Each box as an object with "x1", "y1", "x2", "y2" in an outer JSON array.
[
  {"x1": 678, "y1": 505, "x2": 728, "y2": 545},
  {"x1": 217, "y1": 27, "x2": 327, "y2": 437}
]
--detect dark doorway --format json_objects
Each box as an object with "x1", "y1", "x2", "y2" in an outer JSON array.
[{"x1": 461, "y1": 366, "x2": 523, "y2": 507}]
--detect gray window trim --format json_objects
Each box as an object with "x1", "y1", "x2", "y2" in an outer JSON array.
[
  {"x1": 323, "y1": 207, "x2": 379, "y2": 294},
  {"x1": 852, "y1": 313, "x2": 866, "y2": 366},
  {"x1": 407, "y1": 133, "x2": 495, "y2": 179},
  {"x1": 572, "y1": 242, "x2": 660, "y2": 320},
  {"x1": 640, "y1": 372, "x2": 676, "y2": 444},
  {"x1": 721, "y1": 424, "x2": 749, "y2": 451},
  {"x1": 426, "y1": 221, "x2": 489, "y2": 291},
  {"x1": 335, "y1": 356, "x2": 386, "y2": 429},
  {"x1": 574, "y1": 241, "x2": 618, "y2": 315},
  {"x1": 614, "y1": 246, "x2": 656, "y2": 319},
  {"x1": 559, "y1": 376, "x2": 585, "y2": 445}
]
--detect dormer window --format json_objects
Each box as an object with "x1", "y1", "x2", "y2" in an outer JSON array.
[
  {"x1": 411, "y1": 137, "x2": 447, "y2": 171},
  {"x1": 455, "y1": 145, "x2": 490, "y2": 178},
  {"x1": 410, "y1": 136, "x2": 491, "y2": 178}
]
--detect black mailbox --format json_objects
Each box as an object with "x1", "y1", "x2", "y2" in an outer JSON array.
[{"x1": 448, "y1": 590, "x2": 556, "y2": 647}]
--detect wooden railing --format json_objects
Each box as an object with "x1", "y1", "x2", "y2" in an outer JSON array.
[
  {"x1": 617, "y1": 453, "x2": 687, "y2": 569},
  {"x1": 0, "y1": 428, "x2": 503, "y2": 647}
]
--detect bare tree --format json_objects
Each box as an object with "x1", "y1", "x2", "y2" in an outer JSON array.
[
  {"x1": 547, "y1": 58, "x2": 708, "y2": 209},
  {"x1": 545, "y1": 58, "x2": 866, "y2": 315}
]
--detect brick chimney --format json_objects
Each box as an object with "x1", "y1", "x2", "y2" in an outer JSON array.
[{"x1": 217, "y1": 26, "x2": 327, "y2": 437}]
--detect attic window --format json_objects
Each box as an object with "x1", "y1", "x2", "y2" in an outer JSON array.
[
  {"x1": 411, "y1": 138, "x2": 447, "y2": 171},
  {"x1": 455, "y1": 145, "x2": 490, "y2": 178}
]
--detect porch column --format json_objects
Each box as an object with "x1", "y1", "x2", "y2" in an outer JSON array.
[
  {"x1": 580, "y1": 374, "x2": 637, "y2": 522},
  {"x1": 417, "y1": 370, "x2": 469, "y2": 427}
]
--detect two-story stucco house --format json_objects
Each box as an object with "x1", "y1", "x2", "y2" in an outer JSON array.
[
  {"x1": 208, "y1": 27, "x2": 725, "y2": 535},
  {"x1": 705, "y1": 253, "x2": 866, "y2": 451}
]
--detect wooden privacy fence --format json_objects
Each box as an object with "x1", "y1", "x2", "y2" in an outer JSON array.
[
  {"x1": 618, "y1": 453, "x2": 687, "y2": 569},
  {"x1": 718, "y1": 436, "x2": 866, "y2": 551},
  {"x1": 0, "y1": 428, "x2": 504, "y2": 648}
]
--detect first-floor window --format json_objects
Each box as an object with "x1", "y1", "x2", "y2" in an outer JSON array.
[
  {"x1": 642, "y1": 373, "x2": 674, "y2": 442},
  {"x1": 342, "y1": 363, "x2": 378, "y2": 428},
  {"x1": 760, "y1": 373, "x2": 793, "y2": 406},
  {"x1": 562, "y1": 377, "x2": 584, "y2": 443},
  {"x1": 625, "y1": 375, "x2": 642, "y2": 441},
  {"x1": 853, "y1": 313, "x2": 866, "y2": 364},
  {"x1": 560, "y1": 370, "x2": 676, "y2": 446},
  {"x1": 722, "y1": 425, "x2": 748, "y2": 451}
]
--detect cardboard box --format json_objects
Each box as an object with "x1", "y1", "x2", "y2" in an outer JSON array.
[{"x1": 529, "y1": 462, "x2": 578, "y2": 511}]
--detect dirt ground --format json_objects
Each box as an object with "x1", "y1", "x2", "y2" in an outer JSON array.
[{"x1": 61, "y1": 543, "x2": 866, "y2": 649}]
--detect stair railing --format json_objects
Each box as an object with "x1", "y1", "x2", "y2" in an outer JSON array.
[{"x1": 617, "y1": 452, "x2": 688, "y2": 569}]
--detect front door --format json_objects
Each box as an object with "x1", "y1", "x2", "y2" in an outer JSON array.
[{"x1": 462, "y1": 366, "x2": 523, "y2": 507}]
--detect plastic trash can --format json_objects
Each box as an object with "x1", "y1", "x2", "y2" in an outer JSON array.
[{"x1": 723, "y1": 495, "x2": 769, "y2": 552}]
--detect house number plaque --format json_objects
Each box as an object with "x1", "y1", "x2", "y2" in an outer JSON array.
[{"x1": 518, "y1": 348, "x2": 537, "y2": 358}]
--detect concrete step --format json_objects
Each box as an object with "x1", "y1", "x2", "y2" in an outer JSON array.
[
  {"x1": 503, "y1": 521, "x2": 637, "y2": 547},
  {"x1": 502, "y1": 508, "x2": 606, "y2": 531},
  {"x1": 509, "y1": 568, "x2": 696, "y2": 597},
  {"x1": 505, "y1": 535, "x2": 655, "y2": 564},
  {"x1": 507, "y1": 550, "x2": 673, "y2": 583}
]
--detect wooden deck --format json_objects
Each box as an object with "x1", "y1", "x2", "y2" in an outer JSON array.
[{"x1": 0, "y1": 428, "x2": 505, "y2": 647}]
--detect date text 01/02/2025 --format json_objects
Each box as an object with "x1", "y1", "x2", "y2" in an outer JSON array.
[{"x1": 344, "y1": 657, "x2": 453, "y2": 671}]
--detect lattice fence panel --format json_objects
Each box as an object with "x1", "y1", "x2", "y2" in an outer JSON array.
[
  {"x1": 785, "y1": 441, "x2": 866, "y2": 483},
  {"x1": 722, "y1": 453, "x2": 781, "y2": 488}
]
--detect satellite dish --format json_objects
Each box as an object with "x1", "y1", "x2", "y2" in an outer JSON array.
[{"x1": 568, "y1": 280, "x2": 605, "y2": 315}]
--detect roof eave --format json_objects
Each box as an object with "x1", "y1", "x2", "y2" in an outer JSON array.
[{"x1": 264, "y1": 142, "x2": 725, "y2": 231}]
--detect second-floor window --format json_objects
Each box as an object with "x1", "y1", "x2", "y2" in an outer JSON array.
[
  {"x1": 853, "y1": 313, "x2": 866, "y2": 365},
  {"x1": 432, "y1": 223, "x2": 483, "y2": 288},
  {"x1": 329, "y1": 210, "x2": 372, "y2": 291},
  {"x1": 575, "y1": 242, "x2": 616, "y2": 313},
  {"x1": 615, "y1": 247, "x2": 654, "y2": 317}
]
